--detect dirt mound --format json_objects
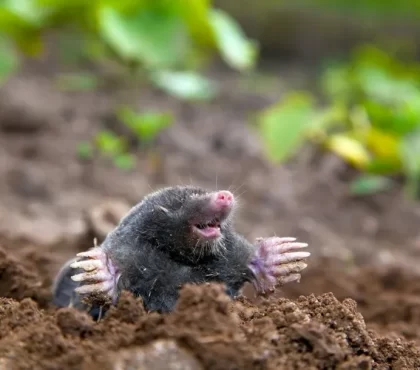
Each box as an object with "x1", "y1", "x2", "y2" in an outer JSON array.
[
  {"x1": 0, "y1": 246, "x2": 51, "y2": 307},
  {"x1": 281, "y1": 258, "x2": 420, "y2": 346},
  {"x1": 0, "y1": 250, "x2": 419, "y2": 370}
]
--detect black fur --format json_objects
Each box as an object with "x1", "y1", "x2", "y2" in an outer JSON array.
[{"x1": 53, "y1": 186, "x2": 257, "y2": 317}]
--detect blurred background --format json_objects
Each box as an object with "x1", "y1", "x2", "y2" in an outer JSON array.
[{"x1": 1, "y1": 0, "x2": 420, "y2": 332}]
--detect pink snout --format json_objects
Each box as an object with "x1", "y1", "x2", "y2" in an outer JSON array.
[{"x1": 212, "y1": 190, "x2": 234, "y2": 209}]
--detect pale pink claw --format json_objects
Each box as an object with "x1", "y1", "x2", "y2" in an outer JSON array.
[
  {"x1": 76, "y1": 248, "x2": 104, "y2": 258},
  {"x1": 71, "y1": 270, "x2": 113, "y2": 282},
  {"x1": 75, "y1": 281, "x2": 114, "y2": 295},
  {"x1": 248, "y1": 237, "x2": 310, "y2": 294},
  {"x1": 273, "y1": 261, "x2": 308, "y2": 276},
  {"x1": 70, "y1": 259, "x2": 103, "y2": 272},
  {"x1": 70, "y1": 247, "x2": 120, "y2": 304},
  {"x1": 277, "y1": 273, "x2": 302, "y2": 285}
]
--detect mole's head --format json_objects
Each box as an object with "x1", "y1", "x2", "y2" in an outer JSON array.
[{"x1": 134, "y1": 185, "x2": 236, "y2": 259}]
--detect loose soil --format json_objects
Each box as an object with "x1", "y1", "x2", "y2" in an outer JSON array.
[{"x1": 1, "y1": 56, "x2": 420, "y2": 369}]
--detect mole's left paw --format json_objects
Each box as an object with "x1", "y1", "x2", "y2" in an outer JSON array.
[
  {"x1": 70, "y1": 247, "x2": 120, "y2": 304},
  {"x1": 248, "y1": 237, "x2": 310, "y2": 294}
]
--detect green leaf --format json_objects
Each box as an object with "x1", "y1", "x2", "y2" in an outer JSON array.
[
  {"x1": 209, "y1": 9, "x2": 257, "y2": 71},
  {"x1": 56, "y1": 72, "x2": 98, "y2": 91},
  {"x1": 364, "y1": 97, "x2": 420, "y2": 136},
  {"x1": 95, "y1": 130, "x2": 127, "y2": 155},
  {"x1": 150, "y1": 70, "x2": 217, "y2": 100},
  {"x1": 77, "y1": 141, "x2": 94, "y2": 159},
  {"x1": 0, "y1": 7, "x2": 33, "y2": 33},
  {"x1": 364, "y1": 157, "x2": 401, "y2": 175},
  {"x1": 257, "y1": 92, "x2": 314, "y2": 163},
  {"x1": 2, "y1": 0, "x2": 52, "y2": 27},
  {"x1": 117, "y1": 107, "x2": 173, "y2": 142},
  {"x1": 93, "y1": 0, "x2": 145, "y2": 13},
  {"x1": 0, "y1": 8, "x2": 44, "y2": 56},
  {"x1": 0, "y1": 38, "x2": 19, "y2": 85},
  {"x1": 98, "y1": 5, "x2": 190, "y2": 68},
  {"x1": 349, "y1": 174, "x2": 393, "y2": 196},
  {"x1": 177, "y1": 0, "x2": 214, "y2": 47},
  {"x1": 113, "y1": 153, "x2": 135, "y2": 170},
  {"x1": 356, "y1": 65, "x2": 419, "y2": 104},
  {"x1": 35, "y1": 0, "x2": 88, "y2": 6}
]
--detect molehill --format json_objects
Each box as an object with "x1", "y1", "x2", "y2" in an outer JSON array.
[{"x1": 0, "y1": 244, "x2": 419, "y2": 370}]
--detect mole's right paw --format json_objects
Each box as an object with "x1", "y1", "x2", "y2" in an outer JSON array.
[
  {"x1": 248, "y1": 237, "x2": 310, "y2": 294},
  {"x1": 70, "y1": 247, "x2": 120, "y2": 304}
]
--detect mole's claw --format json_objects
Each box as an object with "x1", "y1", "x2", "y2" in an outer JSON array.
[
  {"x1": 74, "y1": 280, "x2": 114, "y2": 295},
  {"x1": 271, "y1": 251, "x2": 311, "y2": 265},
  {"x1": 272, "y1": 261, "x2": 308, "y2": 277},
  {"x1": 256, "y1": 236, "x2": 296, "y2": 245},
  {"x1": 71, "y1": 270, "x2": 112, "y2": 283},
  {"x1": 277, "y1": 273, "x2": 301, "y2": 286},
  {"x1": 273, "y1": 242, "x2": 309, "y2": 254},
  {"x1": 70, "y1": 259, "x2": 103, "y2": 272},
  {"x1": 76, "y1": 248, "x2": 104, "y2": 259}
]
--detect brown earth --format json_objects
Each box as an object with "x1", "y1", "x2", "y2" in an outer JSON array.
[{"x1": 0, "y1": 57, "x2": 420, "y2": 369}]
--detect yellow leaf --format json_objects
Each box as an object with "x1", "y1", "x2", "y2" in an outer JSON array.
[
  {"x1": 364, "y1": 127, "x2": 400, "y2": 159},
  {"x1": 325, "y1": 134, "x2": 370, "y2": 168}
]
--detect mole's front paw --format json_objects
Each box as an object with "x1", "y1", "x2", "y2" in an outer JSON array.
[
  {"x1": 70, "y1": 247, "x2": 120, "y2": 304},
  {"x1": 248, "y1": 237, "x2": 310, "y2": 294}
]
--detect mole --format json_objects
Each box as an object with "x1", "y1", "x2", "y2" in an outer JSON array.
[{"x1": 52, "y1": 185, "x2": 310, "y2": 320}]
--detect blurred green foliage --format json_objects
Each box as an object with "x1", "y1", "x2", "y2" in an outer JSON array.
[
  {"x1": 116, "y1": 107, "x2": 173, "y2": 143},
  {"x1": 258, "y1": 92, "x2": 314, "y2": 163},
  {"x1": 55, "y1": 72, "x2": 99, "y2": 91},
  {"x1": 0, "y1": 0, "x2": 257, "y2": 170},
  {"x1": 150, "y1": 70, "x2": 218, "y2": 100},
  {"x1": 296, "y1": 0, "x2": 420, "y2": 20},
  {"x1": 257, "y1": 46, "x2": 420, "y2": 198},
  {"x1": 0, "y1": 0, "x2": 257, "y2": 97},
  {"x1": 78, "y1": 108, "x2": 173, "y2": 170}
]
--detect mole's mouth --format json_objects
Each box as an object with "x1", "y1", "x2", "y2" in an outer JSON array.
[{"x1": 193, "y1": 219, "x2": 221, "y2": 239}]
